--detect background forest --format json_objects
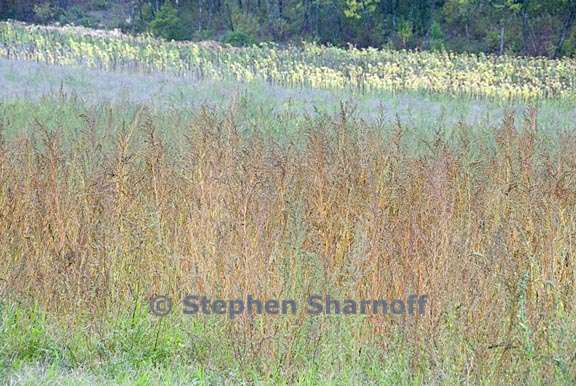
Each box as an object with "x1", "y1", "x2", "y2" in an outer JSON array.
[{"x1": 1, "y1": 0, "x2": 575, "y2": 57}]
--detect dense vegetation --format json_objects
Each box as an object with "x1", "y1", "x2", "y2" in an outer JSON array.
[
  {"x1": 0, "y1": 15, "x2": 575, "y2": 386},
  {"x1": 2, "y1": 22, "x2": 576, "y2": 100},
  {"x1": 1, "y1": 0, "x2": 575, "y2": 57},
  {"x1": 1, "y1": 94, "x2": 575, "y2": 384}
]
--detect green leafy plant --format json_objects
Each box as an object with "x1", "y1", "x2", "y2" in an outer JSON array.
[
  {"x1": 33, "y1": 3, "x2": 57, "y2": 24},
  {"x1": 221, "y1": 30, "x2": 256, "y2": 47},
  {"x1": 397, "y1": 19, "x2": 413, "y2": 47},
  {"x1": 148, "y1": 2, "x2": 185, "y2": 41},
  {"x1": 430, "y1": 20, "x2": 445, "y2": 50}
]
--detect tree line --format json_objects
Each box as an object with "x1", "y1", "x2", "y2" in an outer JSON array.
[{"x1": 1, "y1": 0, "x2": 575, "y2": 57}]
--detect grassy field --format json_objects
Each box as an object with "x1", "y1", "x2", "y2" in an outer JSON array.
[
  {"x1": 1, "y1": 22, "x2": 576, "y2": 385},
  {"x1": 2, "y1": 21, "x2": 576, "y2": 99}
]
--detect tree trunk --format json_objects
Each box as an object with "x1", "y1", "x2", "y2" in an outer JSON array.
[
  {"x1": 225, "y1": 2, "x2": 235, "y2": 31},
  {"x1": 499, "y1": 24, "x2": 505, "y2": 55},
  {"x1": 554, "y1": 5, "x2": 576, "y2": 58},
  {"x1": 278, "y1": 0, "x2": 283, "y2": 19},
  {"x1": 521, "y1": 7, "x2": 537, "y2": 55},
  {"x1": 303, "y1": 0, "x2": 310, "y2": 34}
]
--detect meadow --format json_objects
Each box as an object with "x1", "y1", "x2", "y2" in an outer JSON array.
[
  {"x1": 2, "y1": 21, "x2": 576, "y2": 100},
  {"x1": 0, "y1": 22, "x2": 575, "y2": 385}
]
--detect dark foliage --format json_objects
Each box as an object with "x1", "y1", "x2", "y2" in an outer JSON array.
[{"x1": 1, "y1": 0, "x2": 575, "y2": 57}]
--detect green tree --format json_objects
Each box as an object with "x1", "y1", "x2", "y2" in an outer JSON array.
[
  {"x1": 553, "y1": 0, "x2": 576, "y2": 58},
  {"x1": 430, "y1": 20, "x2": 445, "y2": 50},
  {"x1": 148, "y1": 1, "x2": 185, "y2": 40},
  {"x1": 343, "y1": 0, "x2": 379, "y2": 19}
]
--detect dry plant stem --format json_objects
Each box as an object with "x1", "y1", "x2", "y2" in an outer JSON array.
[{"x1": 0, "y1": 106, "x2": 574, "y2": 381}]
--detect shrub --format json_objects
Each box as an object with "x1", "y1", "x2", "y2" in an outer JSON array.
[
  {"x1": 33, "y1": 3, "x2": 58, "y2": 24},
  {"x1": 397, "y1": 19, "x2": 413, "y2": 48},
  {"x1": 58, "y1": 5, "x2": 96, "y2": 27},
  {"x1": 430, "y1": 20, "x2": 445, "y2": 50},
  {"x1": 148, "y1": 2, "x2": 185, "y2": 41},
  {"x1": 221, "y1": 31, "x2": 256, "y2": 47}
]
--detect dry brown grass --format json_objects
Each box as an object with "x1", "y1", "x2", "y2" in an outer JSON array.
[{"x1": 0, "y1": 105, "x2": 574, "y2": 381}]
